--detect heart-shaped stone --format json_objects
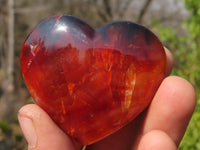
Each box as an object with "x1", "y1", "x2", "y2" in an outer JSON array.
[{"x1": 20, "y1": 15, "x2": 166, "y2": 145}]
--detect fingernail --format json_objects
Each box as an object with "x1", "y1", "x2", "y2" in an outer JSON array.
[{"x1": 18, "y1": 113, "x2": 37, "y2": 149}]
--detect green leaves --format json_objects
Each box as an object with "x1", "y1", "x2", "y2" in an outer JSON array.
[
  {"x1": 153, "y1": 0, "x2": 200, "y2": 149},
  {"x1": 184, "y1": 0, "x2": 200, "y2": 39},
  {"x1": 0, "y1": 121, "x2": 9, "y2": 133}
]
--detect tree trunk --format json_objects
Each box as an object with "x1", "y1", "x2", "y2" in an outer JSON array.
[
  {"x1": 7, "y1": 0, "x2": 14, "y2": 92},
  {"x1": 137, "y1": 0, "x2": 153, "y2": 23},
  {"x1": 0, "y1": 0, "x2": 16, "y2": 121}
]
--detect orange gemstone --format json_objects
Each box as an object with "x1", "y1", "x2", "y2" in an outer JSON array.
[{"x1": 20, "y1": 15, "x2": 166, "y2": 145}]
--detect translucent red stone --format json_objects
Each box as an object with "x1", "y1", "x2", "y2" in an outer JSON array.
[{"x1": 20, "y1": 15, "x2": 166, "y2": 145}]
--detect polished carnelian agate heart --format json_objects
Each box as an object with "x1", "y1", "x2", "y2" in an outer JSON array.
[{"x1": 20, "y1": 15, "x2": 166, "y2": 145}]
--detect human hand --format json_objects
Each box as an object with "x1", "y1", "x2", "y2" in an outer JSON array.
[{"x1": 18, "y1": 48, "x2": 196, "y2": 150}]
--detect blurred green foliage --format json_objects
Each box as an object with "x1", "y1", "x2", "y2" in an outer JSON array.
[
  {"x1": 180, "y1": 0, "x2": 200, "y2": 149},
  {"x1": 0, "y1": 121, "x2": 9, "y2": 133},
  {"x1": 153, "y1": 0, "x2": 200, "y2": 149}
]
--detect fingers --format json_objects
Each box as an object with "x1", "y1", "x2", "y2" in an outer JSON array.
[
  {"x1": 139, "y1": 76, "x2": 196, "y2": 146},
  {"x1": 136, "y1": 130, "x2": 177, "y2": 150},
  {"x1": 164, "y1": 47, "x2": 174, "y2": 76},
  {"x1": 18, "y1": 104, "x2": 82, "y2": 150},
  {"x1": 88, "y1": 76, "x2": 195, "y2": 150}
]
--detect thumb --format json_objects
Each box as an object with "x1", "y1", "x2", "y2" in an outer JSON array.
[{"x1": 18, "y1": 104, "x2": 82, "y2": 150}]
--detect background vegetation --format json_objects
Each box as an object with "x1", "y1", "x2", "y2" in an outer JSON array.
[{"x1": 0, "y1": 0, "x2": 199, "y2": 149}]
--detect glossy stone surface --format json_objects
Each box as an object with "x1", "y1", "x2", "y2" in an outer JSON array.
[{"x1": 20, "y1": 15, "x2": 166, "y2": 145}]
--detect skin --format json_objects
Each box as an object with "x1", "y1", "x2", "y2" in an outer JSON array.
[{"x1": 18, "y1": 48, "x2": 196, "y2": 150}]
